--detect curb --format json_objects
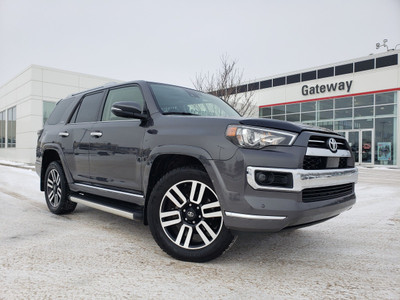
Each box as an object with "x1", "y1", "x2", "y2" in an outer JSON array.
[{"x1": 0, "y1": 162, "x2": 36, "y2": 171}]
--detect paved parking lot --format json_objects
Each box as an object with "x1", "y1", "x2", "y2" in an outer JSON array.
[{"x1": 0, "y1": 165, "x2": 399, "y2": 299}]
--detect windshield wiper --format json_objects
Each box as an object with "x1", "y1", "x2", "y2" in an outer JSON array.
[{"x1": 163, "y1": 112, "x2": 199, "y2": 116}]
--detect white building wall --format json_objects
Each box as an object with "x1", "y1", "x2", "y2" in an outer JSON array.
[
  {"x1": 0, "y1": 65, "x2": 120, "y2": 164},
  {"x1": 254, "y1": 60, "x2": 400, "y2": 107},
  {"x1": 251, "y1": 51, "x2": 400, "y2": 167}
]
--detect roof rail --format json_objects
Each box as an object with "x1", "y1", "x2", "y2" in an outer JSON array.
[{"x1": 67, "y1": 81, "x2": 120, "y2": 97}]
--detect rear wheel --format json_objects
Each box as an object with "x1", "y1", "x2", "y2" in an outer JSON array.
[
  {"x1": 147, "y1": 167, "x2": 234, "y2": 262},
  {"x1": 44, "y1": 161, "x2": 76, "y2": 214}
]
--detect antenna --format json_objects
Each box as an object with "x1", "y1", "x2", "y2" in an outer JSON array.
[{"x1": 376, "y1": 39, "x2": 389, "y2": 51}]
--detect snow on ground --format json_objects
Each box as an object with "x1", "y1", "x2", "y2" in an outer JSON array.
[{"x1": 0, "y1": 164, "x2": 399, "y2": 299}]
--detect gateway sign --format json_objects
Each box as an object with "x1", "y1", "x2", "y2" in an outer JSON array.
[{"x1": 302, "y1": 80, "x2": 353, "y2": 96}]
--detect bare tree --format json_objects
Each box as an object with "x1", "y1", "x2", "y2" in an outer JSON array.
[{"x1": 192, "y1": 54, "x2": 256, "y2": 116}]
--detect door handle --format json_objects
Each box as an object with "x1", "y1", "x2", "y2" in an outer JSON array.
[
  {"x1": 59, "y1": 132, "x2": 69, "y2": 137},
  {"x1": 90, "y1": 131, "x2": 103, "y2": 138}
]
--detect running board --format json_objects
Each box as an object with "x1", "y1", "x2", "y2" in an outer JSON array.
[{"x1": 70, "y1": 194, "x2": 144, "y2": 221}]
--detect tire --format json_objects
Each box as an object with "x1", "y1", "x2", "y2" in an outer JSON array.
[
  {"x1": 147, "y1": 167, "x2": 235, "y2": 262},
  {"x1": 44, "y1": 161, "x2": 76, "y2": 215}
]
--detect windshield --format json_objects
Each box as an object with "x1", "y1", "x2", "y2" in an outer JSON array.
[{"x1": 149, "y1": 83, "x2": 240, "y2": 117}]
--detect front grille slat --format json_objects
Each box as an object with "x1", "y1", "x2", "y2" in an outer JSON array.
[
  {"x1": 302, "y1": 183, "x2": 354, "y2": 202},
  {"x1": 307, "y1": 135, "x2": 348, "y2": 150}
]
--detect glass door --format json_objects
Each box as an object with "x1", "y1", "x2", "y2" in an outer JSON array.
[
  {"x1": 361, "y1": 130, "x2": 373, "y2": 164},
  {"x1": 348, "y1": 131, "x2": 359, "y2": 164},
  {"x1": 340, "y1": 130, "x2": 374, "y2": 165}
]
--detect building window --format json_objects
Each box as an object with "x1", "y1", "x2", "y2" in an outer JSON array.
[
  {"x1": 317, "y1": 67, "x2": 334, "y2": 79},
  {"x1": 0, "y1": 111, "x2": 5, "y2": 148},
  {"x1": 273, "y1": 77, "x2": 286, "y2": 87},
  {"x1": 335, "y1": 63, "x2": 353, "y2": 75},
  {"x1": 272, "y1": 105, "x2": 285, "y2": 115},
  {"x1": 355, "y1": 59, "x2": 374, "y2": 72},
  {"x1": 259, "y1": 107, "x2": 271, "y2": 118},
  {"x1": 376, "y1": 54, "x2": 398, "y2": 68},
  {"x1": 287, "y1": 74, "x2": 300, "y2": 84},
  {"x1": 375, "y1": 117, "x2": 397, "y2": 165},
  {"x1": 43, "y1": 101, "x2": 57, "y2": 126},
  {"x1": 301, "y1": 71, "x2": 316, "y2": 82},
  {"x1": 260, "y1": 80, "x2": 272, "y2": 89},
  {"x1": 7, "y1": 106, "x2": 16, "y2": 148}
]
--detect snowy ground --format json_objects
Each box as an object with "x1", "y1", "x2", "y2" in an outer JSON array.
[{"x1": 0, "y1": 164, "x2": 399, "y2": 299}]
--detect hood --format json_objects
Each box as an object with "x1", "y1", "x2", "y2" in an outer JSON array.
[{"x1": 239, "y1": 118, "x2": 337, "y2": 135}]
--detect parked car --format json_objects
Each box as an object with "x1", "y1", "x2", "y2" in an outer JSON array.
[{"x1": 36, "y1": 81, "x2": 358, "y2": 262}]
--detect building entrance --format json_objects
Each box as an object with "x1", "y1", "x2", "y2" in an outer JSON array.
[{"x1": 338, "y1": 130, "x2": 374, "y2": 165}]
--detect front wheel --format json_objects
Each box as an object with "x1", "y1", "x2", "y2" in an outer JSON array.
[{"x1": 147, "y1": 167, "x2": 234, "y2": 262}]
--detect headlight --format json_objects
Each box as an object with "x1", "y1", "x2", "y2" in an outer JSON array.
[{"x1": 226, "y1": 125, "x2": 297, "y2": 149}]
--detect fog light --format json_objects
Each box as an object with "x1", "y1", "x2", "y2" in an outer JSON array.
[
  {"x1": 255, "y1": 172, "x2": 274, "y2": 185},
  {"x1": 254, "y1": 171, "x2": 293, "y2": 188}
]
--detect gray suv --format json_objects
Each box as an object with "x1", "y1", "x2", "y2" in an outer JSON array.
[{"x1": 36, "y1": 81, "x2": 358, "y2": 262}]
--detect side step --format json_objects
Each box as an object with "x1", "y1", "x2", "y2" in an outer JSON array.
[{"x1": 70, "y1": 193, "x2": 144, "y2": 221}]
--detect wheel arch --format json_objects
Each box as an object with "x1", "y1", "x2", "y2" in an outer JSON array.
[
  {"x1": 143, "y1": 145, "x2": 215, "y2": 224},
  {"x1": 40, "y1": 145, "x2": 71, "y2": 191}
]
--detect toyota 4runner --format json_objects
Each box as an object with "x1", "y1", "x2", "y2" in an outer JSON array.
[{"x1": 36, "y1": 81, "x2": 358, "y2": 262}]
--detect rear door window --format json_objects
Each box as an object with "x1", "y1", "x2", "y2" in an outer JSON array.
[{"x1": 71, "y1": 92, "x2": 105, "y2": 123}]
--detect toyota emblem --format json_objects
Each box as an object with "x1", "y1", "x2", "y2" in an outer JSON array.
[{"x1": 328, "y1": 138, "x2": 338, "y2": 153}]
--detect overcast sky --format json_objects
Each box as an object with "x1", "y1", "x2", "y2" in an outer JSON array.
[{"x1": 1, "y1": 0, "x2": 399, "y2": 88}]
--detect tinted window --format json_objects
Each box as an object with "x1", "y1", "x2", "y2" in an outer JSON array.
[
  {"x1": 287, "y1": 74, "x2": 300, "y2": 84},
  {"x1": 355, "y1": 59, "x2": 374, "y2": 72},
  {"x1": 273, "y1": 77, "x2": 285, "y2": 87},
  {"x1": 335, "y1": 63, "x2": 353, "y2": 75},
  {"x1": 259, "y1": 107, "x2": 271, "y2": 116},
  {"x1": 286, "y1": 114, "x2": 300, "y2": 122},
  {"x1": 301, "y1": 101, "x2": 316, "y2": 112},
  {"x1": 376, "y1": 54, "x2": 398, "y2": 68},
  {"x1": 335, "y1": 109, "x2": 352, "y2": 119},
  {"x1": 301, "y1": 71, "x2": 316, "y2": 81},
  {"x1": 354, "y1": 95, "x2": 373, "y2": 107},
  {"x1": 47, "y1": 98, "x2": 75, "y2": 125},
  {"x1": 286, "y1": 103, "x2": 300, "y2": 113},
  {"x1": 317, "y1": 67, "x2": 334, "y2": 79},
  {"x1": 102, "y1": 86, "x2": 144, "y2": 121},
  {"x1": 375, "y1": 92, "x2": 395, "y2": 105},
  {"x1": 74, "y1": 92, "x2": 104, "y2": 123},
  {"x1": 237, "y1": 84, "x2": 247, "y2": 93},
  {"x1": 260, "y1": 80, "x2": 272, "y2": 89},
  {"x1": 335, "y1": 97, "x2": 352, "y2": 109},
  {"x1": 272, "y1": 105, "x2": 285, "y2": 115},
  {"x1": 318, "y1": 110, "x2": 333, "y2": 120},
  {"x1": 248, "y1": 82, "x2": 259, "y2": 91},
  {"x1": 354, "y1": 107, "x2": 373, "y2": 117},
  {"x1": 318, "y1": 99, "x2": 333, "y2": 110}
]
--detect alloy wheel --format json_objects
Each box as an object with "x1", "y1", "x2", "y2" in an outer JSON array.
[
  {"x1": 46, "y1": 168, "x2": 62, "y2": 208},
  {"x1": 159, "y1": 180, "x2": 223, "y2": 250}
]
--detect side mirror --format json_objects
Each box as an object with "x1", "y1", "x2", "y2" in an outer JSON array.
[{"x1": 111, "y1": 102, "x2": 147, "y2": 120}]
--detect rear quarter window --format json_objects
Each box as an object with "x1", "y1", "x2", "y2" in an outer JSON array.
[{"x1": 46, "y1": 98, "x2": 76, "y2": 125}]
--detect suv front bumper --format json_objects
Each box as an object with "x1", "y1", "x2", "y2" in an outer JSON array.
[{"x1": 220, "y1": 167, "x2": 358, "y2": 232}]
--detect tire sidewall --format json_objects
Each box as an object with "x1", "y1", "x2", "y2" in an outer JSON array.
[
  {"x1": 147, "y1": 167, "x2": 233, "y2": 262},
  {"x1": 44, "y1": 161, "x2": 70, "y2": 214}
]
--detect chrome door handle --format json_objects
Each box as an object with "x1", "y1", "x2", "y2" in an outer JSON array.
[
  {"x1": 59, "y1": 132, "x2": 69, "y2": 137},
  {"x1": 90, "y1": 132, "x2": 103, "y2": 138}
]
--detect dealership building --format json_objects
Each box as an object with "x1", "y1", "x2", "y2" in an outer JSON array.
[
  {"x1": 0, "y1": 50, "x2": 399, "y2": 167},
  {"x1": 0, "y1": 65, "x2": 118, "y2": 164},
  {"x1": 246, "y1": 50, "x2": 399, "y2": 168}
]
